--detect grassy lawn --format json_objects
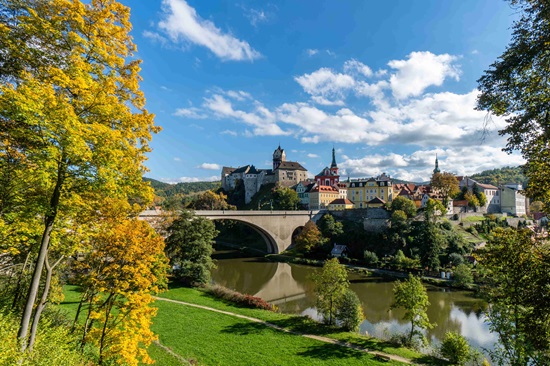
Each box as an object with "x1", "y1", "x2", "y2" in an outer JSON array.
[
  {"x1": 460, "y1": 216, "x2": 486, "y2": 223},
  {"x1": 60, "y1": 285, "x2": 444, "y2": 365}
]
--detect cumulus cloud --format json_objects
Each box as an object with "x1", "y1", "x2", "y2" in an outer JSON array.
[
  {"x1": 198, "y1": 163, "x2": 221, "y2": 170},
  {"x1": 388, "y1": 51, "x2": 461, "y2": 99},
  {"x1": 307, "y1": 153, "x2": 319, "y2": 158},
  {"x1": 160, "y1": 175, "x2": 219, "y2": 183},
  {"x1": 295, "y1": 68, "x2": 355, "y2": 105},
  {"x1": 306, "y1": 48, "x2": 319, "y2": 56},
  {"x1": 156, "y1": 0, "x2": 261, "y2": 61},
  {"x1": 343, "y1": 59, "x2": 373, "y2": 77},
  {"x1": 173, "y1": 107, "x2": 207, "y2": 119}
]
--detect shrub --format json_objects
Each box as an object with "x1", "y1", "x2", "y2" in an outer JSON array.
[
  {"x1": 453, "y1": 264, "x2": 474, "y2": 288},
  {"x1": 440, "y1": 331, "x2": 471, "y2": 365},
  {"x1": 441, "y1": 220, "x2": 453, "y2": 230},
  {"x1": 207, "y1": 284, "x2": 275, "y2": 311},
  {"x1": 336, "y1": 289, "x2": 364, "y2": 331},
  {"x1": 363, "y1": 250, "x2": 378, "y2": 266},
  {"x1": 448, "y1": 253, "x2": 464, "y2": 266}
]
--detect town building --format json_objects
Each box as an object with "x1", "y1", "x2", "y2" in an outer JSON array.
[
  {"x1": 457, "y1": 176, "x2": 500, "y2": 213},
  {"x1": 221, "y1": 145, "x2": 308, "y2": 204},
  {"x1": 346, "y1": 173, "x2": 393, "y2": 208},
  {"x1": 501, "y1": 183, "x2": 527, "y2": 216}
]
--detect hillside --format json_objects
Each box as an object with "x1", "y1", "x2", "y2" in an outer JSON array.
[
  {"x1": 144, "y1": 177, "x2": 220, "y2": 197},
  {"x1": 469, "y1": 166, "x2": 527, "y2": 188}
]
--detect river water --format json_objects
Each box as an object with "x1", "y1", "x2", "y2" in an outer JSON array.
[{"x1": 211, "y1": 250, "x2": 498, "y2": 353}]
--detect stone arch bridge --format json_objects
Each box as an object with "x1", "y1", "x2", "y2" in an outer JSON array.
[{"x1": 140, "y1": 210, "x2": 323, "y2": 254}]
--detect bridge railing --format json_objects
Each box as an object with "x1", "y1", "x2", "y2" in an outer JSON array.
[{"x1": 194, "y1": 210, "x2": 321, "y2": 216}]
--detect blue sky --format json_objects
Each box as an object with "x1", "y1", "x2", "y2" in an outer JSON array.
[{"x1": 123, "y1": 0, "x2": 523, "y2": 183}]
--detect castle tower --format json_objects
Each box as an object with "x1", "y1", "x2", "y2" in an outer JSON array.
[
  {"x1": 273, "y1": 144, "x2": 286, "y2": 170},
  {"x1": 330, "y1": 147, "x2": 338, "y2": 175},
  {"x1": 433, "y1": 154, "x2": 440, "y2": 174}
]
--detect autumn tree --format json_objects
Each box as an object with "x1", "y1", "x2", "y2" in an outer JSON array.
[
  {"x1": 431, "y1": 172, "x2": 460, "y2": 208},
  {"x1": 312, "y1": 258, "x2": 349, "y2": 325},
  {"x1": 165, "y1": 210, "x2": 218, "y2": 286},
  {"x1": 0, "y1": 0, "x2": 159, "y2": 351},
  {"x1": 478, "y1": 228, "x2": 550, "y2": 365},
  {"x1": 390, "y1": 274, "x2": 434, "y2": 347},
  {"x1": 74, "y1": 216, "x2": 168, "y2": 365},
  {"x1": 293, "y1": 220, "x2": 325, "y2": 253}
]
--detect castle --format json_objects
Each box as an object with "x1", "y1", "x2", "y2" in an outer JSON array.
[{"x1": 221, "y1": 145, "x2": 308, "y2": 204}]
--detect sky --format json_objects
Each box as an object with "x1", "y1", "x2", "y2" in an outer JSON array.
[{"x1": 122, "y1": 0, "x2": 524, "y2": 183}]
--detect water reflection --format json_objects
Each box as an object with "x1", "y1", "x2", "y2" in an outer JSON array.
[{"x1": 211, "y1": 251, "x2": 494, "y2": 352}]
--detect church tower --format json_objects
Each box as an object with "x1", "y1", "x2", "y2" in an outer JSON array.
[
  {"x1": 330, "y1": 147, "x2": 338, "y2": 175},
  {"x1": 433, "y1": 154, "x2": 440, "y2": 174},
  {"x1": 273, "y1": 144, "x2": 286, "y2": 170}
]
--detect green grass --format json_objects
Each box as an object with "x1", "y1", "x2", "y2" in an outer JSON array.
[
  {"x1": 60, "y1": 285, "x2": 445, "y2": 365},
  {"x1": 460, "y1": 216, "x2": 486, "y2": 223}
]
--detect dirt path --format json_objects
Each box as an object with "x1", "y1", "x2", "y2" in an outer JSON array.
[{"x1": 154, "y1": 296, "x2": 415, "y2": 365}]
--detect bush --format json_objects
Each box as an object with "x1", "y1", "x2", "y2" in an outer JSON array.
[
  {"x1": 453, "y1": 264, "x2": 474, "y2": 288},
  {"x1": 448, "y1": 253, "x2": 464, "y2": 266},
  {"x1": 363, "y1": 250, "x2": 378, "y2": 266},
  {"x1": 440, "y1": 331, "x2": 471, "y2": 365},
  {"x1": 336, "y1": 289, "x2": 364, "y2": 331},
  {"x1": 441, "y1": 220, "x2": 453, "y2": 230},
  {"x1": 207, "y1": 284, "x2": 275, "y2": 311}
]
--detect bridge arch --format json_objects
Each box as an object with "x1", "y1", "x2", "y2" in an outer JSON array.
[{"x1": 211, "y1": 218, "x2": 278, "y2": 254}]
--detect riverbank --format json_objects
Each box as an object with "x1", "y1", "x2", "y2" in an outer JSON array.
[{"x1": 59, "y1": 285, "x2": 445, "y2": 366}]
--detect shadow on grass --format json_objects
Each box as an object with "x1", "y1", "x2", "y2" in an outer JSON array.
[
  {"x1": 296, "y1": 343, "x2": 364, "y2": 361},
  {"x1": 220, "y1": 321, "x2": 270, "y2": 335}
]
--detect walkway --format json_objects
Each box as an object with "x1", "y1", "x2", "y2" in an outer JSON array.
[{"x1": 154, "y1": 296, "x2": 415, "y2": 365}]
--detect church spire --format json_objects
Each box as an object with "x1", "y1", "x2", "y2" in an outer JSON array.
[
  {"x1": 331, "y1": 146, "x2": 337, "y2": 168},
  {"x1": 433, "y1": 154, "x2": 440, "y2": 174}
]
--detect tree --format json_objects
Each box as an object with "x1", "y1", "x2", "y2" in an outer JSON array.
[
  {"x1": 73, "y1": 217, "x2": 168, "y2": 365},
  {"x1": 311, "y1": 258, "x2": 349, "y2": 325},
  {"x1": 294, "y1": 220, "x2": 324, "y2": 253},
  {"x1": 336, "y1": 289, "x2": 364, "y2": 332},
  {"x1": 271, "y1": 185, "x2": 300, "y2": 210},
  {"x1": 318, "y1": 214, "x2": 344, "y2": 240},
  {"x1": 190, "y1": 190, "x2": 235, "y2": 210},
  {"x1": 165, "y1": 211, "x2": 219, "y2": 286},
  {"x1": 390, "y1": 275, "x2": 434, "y2": 346},
  {"x1": 472, "y1": 184, "x2": 487, "y2": 207},
  {"x1": 464, "y1": 192, "x2": 480, "y2": 210},
  {"x1": 440, "y1": 331, "x2": 471, "y2": 365},
  {"x1": 452, "y1": 264, "x2": 473, "y2": 288},
  {"x1": 478, "y1": 228, "x2": 550, "y2": 365},
  {"x1": 0, "y1": 0, "x2": 159, "y2": 351},
  {"x1": 424, "y1": 198, "x2": 445, "y2": 223},
  {"x1": 431, "y1": 172, "x2": 460, "y2": 208},
  {"x1": 477, "y1": 0, "x2": 550, "y2": 208},
  {"x1": 390, "y1": 196, "x2": 417, "y2": 218}
]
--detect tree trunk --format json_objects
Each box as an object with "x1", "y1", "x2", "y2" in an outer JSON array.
[
  {"x1": 11, "y1": 251, "x2": 31, "y2": 310},
  {"x1": 18, "y1": 158, "x2": 65, "y2": 352},
  {"x1": 28, "y1": 255, "x2": 64, "y2": 351}
]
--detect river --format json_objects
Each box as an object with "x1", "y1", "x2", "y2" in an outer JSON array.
[{"x1": 211, "y1": 249, "x2": 498, "y2": 353}]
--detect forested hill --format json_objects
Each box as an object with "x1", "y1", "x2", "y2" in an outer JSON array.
[
  {"x1": 143, "y1": 177, "x2": 220, "y2": 198},
  {"x1": 469, "y1": 166, "x2": 527, "y2": 187}
]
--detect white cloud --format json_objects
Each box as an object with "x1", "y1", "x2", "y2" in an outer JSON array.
[
  {"x1": 198, "y1": 163, "x2": 221, "y2": 170},
  {"x1": 295, "y1": 68, "x2": 355, "y2": 104},
  {"x1": 306, "y1": 48, "x2": 319, "y2": 56},
  {"x1": 225, "y1": 90, "x2": 252, "y2": 101},
  {"x1": 343, "y1": 59, "x2": 373, "y2": 77},
  {"x1": 311, "y1": 96, "x2": 345, "y2": 106},
  {"x1": 307, "y1": 153, "x2": 319, "y2": 158},
  {"x1": 341, "y1": 147, "x2": 524, "y2": 182},
  {"x1": 157, "y1": 0, "x2": 261, "y2": 61},
  {"x1": 174, "y1": 157, "x2": 182, "y2": 162},
  {"x1": 143, "y1": 30, "x2": 169, "y2": 46},
  {"x1": 173, "y1": 107, "x2": 207, "y2": 119},
  {"x1": 242, "y1": 7, "x2": 269, "y2": 27},
  {"x1": 160, "y1": 85, "x2": 172, "y2": 91},
  {"x1": 388, "y1": 51, "x2": 461, "y2": 99},
  {"x1": 221, "y1": 130, "x2": 238, "y2": 136},
  {"x1": 160, "y1": 175, "x2": 219, "y2": 183},
  {"x1": 204, "y1": 94, "x2": 287, "y2": 136}
]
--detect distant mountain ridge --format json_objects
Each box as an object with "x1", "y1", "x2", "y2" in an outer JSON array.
[{"x1": 143, "y1": 177, "x2": 220, "y2": 198}]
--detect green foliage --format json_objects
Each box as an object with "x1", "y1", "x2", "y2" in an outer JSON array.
[
  {"x1": 363, "y1": 250, "x2": 378, "y2": 266},
  {"x1": 448, "y1": 253, "x2": 464, "y2": 266},
  {"x1": 188, "y1": 190, "x2": 235, "y2": 210},
  {"x1": 337, "y1": 289, "x2": 364, "y2": 332},
  {"x1": 440, "y1": 331, "x2": 471, "y2": 365},
  {"x1": 452, "y1": 264, "x2": 473, "y2": 288},
  {"x1": 479, "y1": 228, "x2": 550, "y2": 365},
  {"x1": 271, "y1": 185, "x2": 300, "y2": 210},
  {"x1": 477, "y1": 0, "x2": 550, "y2": 207},
  {"x1": 0, "y1": 311, "x2": 92, "y2": 365},
  {"x1": 390, "y1": 275, "x2": 434, "y2": 347},
  {"x1": 165, "y1": 210, "x2": 219, "y2": 286},
  {"x1": 389, "y1": 197, "x2": 417, "y2": 218},
  {"x1": 318, "y1": 214, "x2": 344, "y2": 240},
  {"x1": 312, "y1": 258, "x2": 349, "y2": 325},
  {"x1": 469, "y1": 167, "x2": 527, "y2": 189}
]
